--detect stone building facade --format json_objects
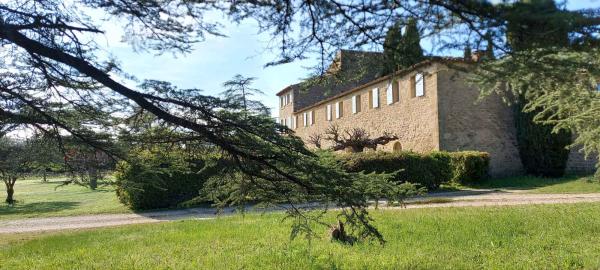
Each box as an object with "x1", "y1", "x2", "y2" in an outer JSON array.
[{"x1": 277, "y1": 51, "x2": 596, "y2": 177}]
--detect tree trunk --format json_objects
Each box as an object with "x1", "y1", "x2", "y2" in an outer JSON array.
[
  {"x1": 89, "y1": 169, "x2": 98, "y2": 190},
  {"x1": 5, "y1": 178, "x2": 15, "y2": 204},
  {"x1": 42, "y1": 169, "x2": 47, "y2": 182}
]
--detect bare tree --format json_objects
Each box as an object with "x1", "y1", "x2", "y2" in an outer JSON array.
[
  {"x1": 324, "y1": 125, "x2": 398, "y2": 152},
  {"x1": 308, "y1": 133, "x2": 323, "y2": 149}
]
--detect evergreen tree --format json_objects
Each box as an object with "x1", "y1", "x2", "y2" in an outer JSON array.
[
  {"x1": 382, "y1": 21, "x2": 403, "y2": 74},
  {"x1": 397, "y1": 18, "x2": 425, "y2": 69},
  {"x1": 382, "y1": 18, "x2": 424, "y2": 75},
  {"x1": 507, "y1": 0, "x2": 572, "y2": 177}
]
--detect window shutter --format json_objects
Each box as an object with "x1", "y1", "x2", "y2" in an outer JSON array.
[
  {"x1": 326, "y1": 104, "x2": 332, "y2": 121},
  {"x1": 308, "y1": 111, "x2": 314, "y2": 125},
  {"x1": 335, "y1": 102, "x2": 341, "y2": 118},
  {"x1": 386, "y1": 83, "x2": 393, "y2": 104},
  {"x1": 372, "y1": 88, "x2": 379, "y2": 108},
  {"x1": 415, "y1": 73, "x2": 425, "y2": 97},
  {"x1": 303, "y1": 112, "x2": 307, "y2": 127},
  {"x1": 352, "y1": 96, "x2": 357, "y2": 114}
]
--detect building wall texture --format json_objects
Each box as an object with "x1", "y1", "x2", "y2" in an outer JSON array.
[
  {"x1": 278, "y1": 61, "x2": 597, "y2": 178},
  {"x1": 436, "y1": 68, "x2": 523, "y2": 177}
]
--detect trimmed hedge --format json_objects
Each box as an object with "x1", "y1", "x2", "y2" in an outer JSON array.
[
  {"x1": 337, "y1": 151, "x2": 490, "y2": 189},
  {"x1": 449, "y1": 151, "x2": 490, "y2": 184},
  {"x1": 338, "y1": 151, "x2": 453, "y2": 190},
  {"x1": 114, "y1": 147, "x2": 221, "y2": 210},
  {"x1": 115, "y1": 161, "x2": 207, "y2": 210}
]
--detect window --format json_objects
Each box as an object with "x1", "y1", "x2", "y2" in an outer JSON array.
[
  {"x1": 287, "y1": 93, "x2": 292, "y2": 104},
  {"x1": 287, "y1": 116, "x2": 293, "y2": 128},
  {"x1": 336, "y1": 101, "x2": 343, "y2": 119},
  {"x1": 326, "y1": 104, "x2": 332, "y2": 121},
  {"x1": 308, "y1": 111, "x2": 314, "y2": 126},
  {"x1": 352, "y1": 95, "x2": 361, "y2": 114},
  {"x1": 415, "y1": 73, "x2": 425, "y2": 97},
  {"x1": 279, "y1": 96, "x2": 284, "y2": 107},
  {"x1": 370, "y1": 88, "x2": 379, "y2": 108},
  {"x1": 303, "y1": 112, "x2": 307, "y2": 127},
  {"x1": 386, "y1": 83, "x2": 393, "y2": 105},
  {"x1": 393, "y1": 142, "x2": 402, "y2": 152}
]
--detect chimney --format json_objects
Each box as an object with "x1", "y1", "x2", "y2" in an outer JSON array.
[{"x1": 471, "y1": 50, "x2": 486, "y2": 62}]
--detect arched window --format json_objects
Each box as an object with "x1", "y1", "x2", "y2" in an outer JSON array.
[{"x1": 393, "y1": 142, "x2": 402, "y2": 152}]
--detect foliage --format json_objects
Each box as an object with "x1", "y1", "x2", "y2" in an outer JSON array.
[
  {"x1": 221, "y1": 75, "x2": 269, "y2": 116},
  {"x1": 382, "y1": 18, "x2": 425, "y2": 74},
  {"x1": 338, "y1": 151, "x2": 454, "y2": 190},
  {"x1": 501, "y1": 0, "x2": 573, "y2": 178},
  {"x1": 0, "y1": 137, "x2": 33, "y2": 204},
  {"x1": 449, "y1": 151, "x2": 490, "y2": 184},
  {"x1": 114, "y1": 145, "x2": 214, "y2": 210},
  {"x1": 514, "y1": 102, "x2": 572, "y2": 177},
  {"x1": 473, "y1": 49, "x2": 600, "y2": 178}
]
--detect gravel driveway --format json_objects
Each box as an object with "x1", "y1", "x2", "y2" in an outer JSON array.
[{"x1": 3, "y1": 190, "x2": 600, "y2": 234}]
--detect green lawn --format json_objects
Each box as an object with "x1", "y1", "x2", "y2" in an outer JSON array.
[
  {"x1": 2, "y1": 203, "x2": 600, "y2": 269},
  {"x1": 465, "y1": 174, "x2": 600, "y2": 193},
  {"x1": 0, "y1": 178, "x2": 130, "y2": 220}
]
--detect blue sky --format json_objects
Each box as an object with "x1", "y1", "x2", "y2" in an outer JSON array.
[{"x1": 103, "y1": 0, "x2": 600, "y2": 116}]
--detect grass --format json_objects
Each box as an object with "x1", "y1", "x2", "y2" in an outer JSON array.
[
  {"x1": 0, "y1": 178, "x2": 130, "y2": 220},
  {"x1": 465, "y1": 174, "x2": 600, "y2": 193},
  {"x1": 2, "y1": 203, "x2": 600, "y2": 269}
]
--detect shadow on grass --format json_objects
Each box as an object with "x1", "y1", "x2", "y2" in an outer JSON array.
[
  {"x1": 0, "y1": 201, "x2": 80, "y2": 216},
  {"x1": 466, "y1": 174, "x2": 594, "y2": 190}
]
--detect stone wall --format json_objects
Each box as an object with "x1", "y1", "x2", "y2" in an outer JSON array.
[
  {"x1": 566, "y1": 145, "x2": 598, "y2": 174},
  {"x1": 288, "y1": 63, "x2": 443, "y2": 153},
  {"x1": 436, "y1": 68, "x2": 524, "y2": 177}
]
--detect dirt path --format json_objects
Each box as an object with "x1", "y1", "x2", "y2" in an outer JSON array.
[{"x1": 3, "y1": 191, "x2": 600, "y2": 234}]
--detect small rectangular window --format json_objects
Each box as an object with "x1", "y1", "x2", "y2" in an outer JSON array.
[
  {"x1": 326, "y1": 104, "x2": 332, "y2": 121},
  {"x1": 386, "y1": 84, "x2": 393, "y2": 105},
  {"x1": 280, "y1": 96, "x2": 284, "y2": 107},
  {"x1": 415, "y1": 73, "x2": 425, "y2": 97},
  {"x1": 308, "y1": 111, "x2": 314, "y2": 126},
  {"x1": 336, "y1": 101, "x2": 343, "y2": 119},
  {"x1": 371, "y1": 88, "x2": 379, "y2": 108},
  {"x1": 287, "y1": 116, "x2": 292, "y2": 128},
  {"x1": 303, "y1": 112, "x2": 307, "y2": 127}
]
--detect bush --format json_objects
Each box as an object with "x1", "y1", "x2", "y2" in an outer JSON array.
[
  {"x1": 338, "y1": 151, "x2": 453, "y2": 190},
  {"x1": 449, "y1": 151, "x2": 490, "y2": 184},
  {"x1": 115, "y1": 148, "x2": 217, "y2": 210},
  {"x1": 515, "y1": 100, "x2": 572, "y2": 177}
]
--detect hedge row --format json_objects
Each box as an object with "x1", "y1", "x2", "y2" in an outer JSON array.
[
  {"x1": 449, "y1": 151, "x2": 490, "y2": 185},
  {"x1": 337, "y1": 151, "x2": 489, "y2": 189}
]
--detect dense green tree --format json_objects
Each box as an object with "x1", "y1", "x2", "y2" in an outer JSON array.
[
  {"x1": 505, "y1": 0, "x2": 573, "y2": 177},
  {"x1": 382, "y1": 18, "x2": 425, "y2": 74},
  {"x1": 382, "y1": 22, "x2": 403, "y2": 74}
]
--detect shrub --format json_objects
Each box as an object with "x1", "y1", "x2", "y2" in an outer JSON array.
[
  {"x1": 515, "y1": 100, "x2": 572, "y2": 177},
  {"x1": 115, "y1": 148, "x2": 217, "y2": 210},
  {"x1": 449, "y1": 151, "x2": 490, "y2": 184},
  {"x1": 338, "y1": 151, "x2": 453, "y2": 190}
]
